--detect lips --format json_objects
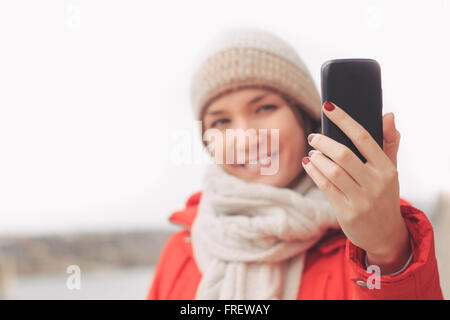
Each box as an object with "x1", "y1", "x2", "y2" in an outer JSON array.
[{"x1": 238, "y1": 151, "x2": 279, "y2": 173}]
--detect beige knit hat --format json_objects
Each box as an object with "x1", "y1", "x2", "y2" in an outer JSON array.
[{"x1": 190, "y1": 27, "x2": 322, "y2": 122}]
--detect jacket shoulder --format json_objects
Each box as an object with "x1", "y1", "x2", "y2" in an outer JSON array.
[
  {"x1": 399, "y1": 197, "x2": 412, "y2": 206},
  {"x1": 146, "y1": 229, "x2": 192, "y2": 299}
]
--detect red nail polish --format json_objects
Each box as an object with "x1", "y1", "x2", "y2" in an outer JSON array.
[
  {"x1": 302, "y1": 157, "x2": 310, "y2": 165},
  {"x1": 323, "y1": 101, "x2": 335, "y2": 111},
  {"x1": 307, "y1": 134, "x2": 315, "y2": 143}
]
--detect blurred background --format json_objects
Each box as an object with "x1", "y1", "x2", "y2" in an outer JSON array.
[{"x1": 0, "y1": 0, "x2": 449, "y2": 299}]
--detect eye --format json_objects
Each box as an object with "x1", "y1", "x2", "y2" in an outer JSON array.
[
  {"x1": 256, "y1": 104, "x2": 277, "y2": 113},
  {"x1": 211, "y1": 118, "x2": 230, "y2": 128}
]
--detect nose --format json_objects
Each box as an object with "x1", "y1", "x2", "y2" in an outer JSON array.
[{"x1": 229, "y1": 118, "x2": 261, "y2": 163}]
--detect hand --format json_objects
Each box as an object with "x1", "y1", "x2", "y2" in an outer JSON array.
[{"x1": 302, "y1": 101, "x2": 411, "y2": 275}]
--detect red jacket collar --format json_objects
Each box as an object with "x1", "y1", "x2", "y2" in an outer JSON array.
[
  {"x1": 169, "y1": 191, "x2": 202, "y2": 230},
  {"x1": 168, "y1": 191, "x2": 346, "y2": 254}
]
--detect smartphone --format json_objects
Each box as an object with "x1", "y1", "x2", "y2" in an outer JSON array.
[{"x1": 320, "y1": 58, "x2": 383, "y2": 163}]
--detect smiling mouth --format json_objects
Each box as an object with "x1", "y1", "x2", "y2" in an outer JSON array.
[{"x1": 237, "y1": 151, "x2": 279, "y2": 172}]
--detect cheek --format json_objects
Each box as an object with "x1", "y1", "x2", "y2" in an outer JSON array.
[
  {"x1": 205, "y1": 131, "x2": 233, "y2": 163},
  {"x1": 274, "y1": 111, "x2": 307, "y2": 161},
  {"x1": 284, "y1": 124, "x2": 306, "y2": 157},
  {"x1": 278, "y1": 128, "x2": 306, "y2": 176}
]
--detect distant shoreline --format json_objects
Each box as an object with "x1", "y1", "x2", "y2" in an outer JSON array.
[{"x1": 0, "y1": 228, "x2": 174, "y2": 276}]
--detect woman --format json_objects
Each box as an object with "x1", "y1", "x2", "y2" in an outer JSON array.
[{"x1": 147, "y1": 27, "x2": 443, "y2": 299}]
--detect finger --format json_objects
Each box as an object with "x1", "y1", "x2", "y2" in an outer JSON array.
[
  {"x1": 382, "y1": 112, "x2": 401, "y2": 168},
  {"x1": 308, "y1": 150, "x2": 362, "y2": 200},
  {"x1": 302, "y1": 156, "x2": 347, "y2": 204},
  {"x1": 322, "y1": 101, "x2": 389, "y2": 166},
  {"x1": 307, "y1": 133, "x2": 370, "y2": 187}
]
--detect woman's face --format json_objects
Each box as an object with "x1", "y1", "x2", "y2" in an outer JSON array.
[{"x1": 202, "y1": 88, "x2": 307, "y2": 188}]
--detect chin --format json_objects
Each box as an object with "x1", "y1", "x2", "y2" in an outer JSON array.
[{"x1": 224, "y1": 165, "x2": 293, "y2": 188}]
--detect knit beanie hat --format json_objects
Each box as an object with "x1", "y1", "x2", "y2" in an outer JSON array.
[{"x1": 190, "y1": 27, "x2": 322, "y2": 122}]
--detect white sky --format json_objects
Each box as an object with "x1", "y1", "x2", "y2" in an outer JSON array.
[{"x1": 0, "y1": 0, "x2": 449, "y2": 235}]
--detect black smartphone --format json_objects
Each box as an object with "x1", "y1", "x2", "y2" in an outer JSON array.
[{"x1": 320, "y1": 58, "x2": 383, "y2": 163}]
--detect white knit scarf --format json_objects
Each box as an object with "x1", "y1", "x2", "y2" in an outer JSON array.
[{"x1": 191, "y1": 164, "x2": 340, "y2": 300}]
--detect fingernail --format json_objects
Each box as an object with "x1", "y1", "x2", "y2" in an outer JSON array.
[
  {"x1": 307, "y1": 134, "x2": 316, "y2": 143},
  {"x1": 302, "y1": 157, "x2": 310, "y2": 165},
  {"x1": 308, "y1": 150, "x2": 315, "y2": 157},
  {"x1": 323, "y1": 101, "x2": 335, "y2": 111}
]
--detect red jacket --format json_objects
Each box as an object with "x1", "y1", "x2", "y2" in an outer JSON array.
[{"x1": 147, "y1": 191, "x2": 443, "y2": 300}]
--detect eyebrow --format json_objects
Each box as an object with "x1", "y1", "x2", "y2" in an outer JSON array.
[
  {"x1": 246, "y1": 92, "x2": 270, "y2": 106},
  {"x1": 205, "y1": 92, "x2": 271, "y2": 116}
]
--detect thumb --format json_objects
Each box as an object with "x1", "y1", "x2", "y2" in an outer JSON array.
[{"x1": 382, "y1": 112, "x2": 401, "y2": 167}]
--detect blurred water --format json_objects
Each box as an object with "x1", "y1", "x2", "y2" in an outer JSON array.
[{"x1": 8, "y1": 266, "x2": 155, "y2": 300}]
